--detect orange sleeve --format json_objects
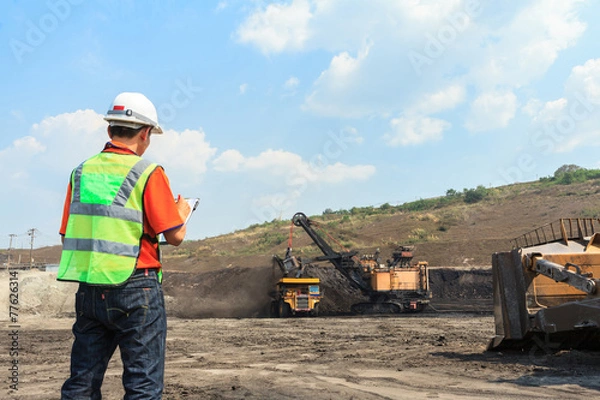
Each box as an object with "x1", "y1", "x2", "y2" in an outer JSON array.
[
  {"x1": 143, "y1": 166, "x2": 184, "y2": 235},
  {"x1": 137, "y1": 166, "x2": 185, "y2": 269},
  {"x1": 59, "y1": 182, "x2": 72, "y2": 236}
]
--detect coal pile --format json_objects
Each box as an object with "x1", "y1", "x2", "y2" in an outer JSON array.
[{"x1": 428, "y1": 267, "x2": 493, "y2": 312}]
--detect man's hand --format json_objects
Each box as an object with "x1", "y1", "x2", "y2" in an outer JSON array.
[
  {"x1": 176, "y1": 194, "x2": 192, "y2": 223},
  {"x1": 162, "y1": 195, "x2": 191, "y2": 246}
]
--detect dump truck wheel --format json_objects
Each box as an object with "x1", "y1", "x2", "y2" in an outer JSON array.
[
  {"x1": 415, "y1": 303, "x2": 428, "y2": 313},
  {"x1": 270, "y1": 301, "x2": 279, "y2": 317},
  {"x1": 310, "y1": 304, "x2": 319, "y2": 317},
  {"x1": 278, "y1": 300, "x2": 291, "y2": 318}
]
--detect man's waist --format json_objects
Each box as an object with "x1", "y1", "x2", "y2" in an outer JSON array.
[{"x1": 133, "y1": 268, "x2": 160, "y2": 276}]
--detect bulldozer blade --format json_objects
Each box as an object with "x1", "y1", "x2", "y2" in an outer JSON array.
[{"x1": 488, "y1": 249, "x2": 531, "y2": 350}]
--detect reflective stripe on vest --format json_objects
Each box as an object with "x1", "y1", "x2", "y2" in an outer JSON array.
[{"x1": 57, "y1": 153, "x2": 158, "y2": 285}]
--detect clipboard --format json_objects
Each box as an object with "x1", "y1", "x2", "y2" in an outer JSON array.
[
  {"x1": 159, "y1": 197, "x2": 200, "y2": 245},
  {"x1": 183, "y1": 197, "x2": 200, "y2": 224}
]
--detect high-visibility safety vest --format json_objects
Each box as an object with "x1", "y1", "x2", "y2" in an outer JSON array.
[{"x1": 58, "y1": 152, "x2": 158, "y2": 285}]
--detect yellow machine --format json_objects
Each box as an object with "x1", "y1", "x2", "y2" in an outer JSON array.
[
  {"x1": 489, "y1": 218, "x2": 600, "y2": 351},
  {"x1": 368, "y1": 257, "x2": 429, "y2": 292},
  {"x1": 272, "y1": 249, "x2": 322, "y2": 317},
  {"x1": 274, "y1": 277, "x2": 321, "y2": 317}
]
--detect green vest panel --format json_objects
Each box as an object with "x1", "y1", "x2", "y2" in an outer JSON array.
[{"x1": 58, "y1": 152, "x2": 158, "y2": 285}]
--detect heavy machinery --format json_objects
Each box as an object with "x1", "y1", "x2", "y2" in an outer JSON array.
[
  {"x1": 489, "y1": 218, "x2": 600, "y2": 351},
  {"x1": 271, "y1": 243, "x2": 322, "y2": 318},
  {"x1": 289, "y1": 212, "x2": 431, "y2": 314}
]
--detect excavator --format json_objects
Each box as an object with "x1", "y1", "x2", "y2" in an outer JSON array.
[
  {"x1": 283, "y1": 212, "x2": 431, "y2": 314},
  {"x1": 489, "y1": 218, "x2": 600, "y2": 351}
]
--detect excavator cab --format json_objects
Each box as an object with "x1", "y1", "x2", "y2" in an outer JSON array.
[{"x1": 489, "y1": 218, "x2": 600, "y2": 351}]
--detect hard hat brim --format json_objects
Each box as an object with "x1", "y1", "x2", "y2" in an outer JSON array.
[{"x1": 105, "y1": 116, "x2": 163, "y2": 134}]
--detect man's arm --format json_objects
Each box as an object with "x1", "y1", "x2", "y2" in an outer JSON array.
[
  {"x1": 59, "y1": 182, "x2": 72, "y2": 245},
  {"x1": 162, "y1": 195, "x2": 191, "y2": 246}
]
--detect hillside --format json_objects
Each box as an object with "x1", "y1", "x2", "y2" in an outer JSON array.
[
  {"x1": 4, "y1": 178, "x2": 600, "y2": 269},
  {"x1": 161, "y1": 179, "x2": 600, "y2": 271}
]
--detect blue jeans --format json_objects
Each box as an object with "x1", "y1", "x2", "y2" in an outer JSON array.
[{"x1": 61, "y1": 269, "x2": 166, "y2": 400}]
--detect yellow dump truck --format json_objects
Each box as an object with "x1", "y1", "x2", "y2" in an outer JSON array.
[
  {"x1": 272, "y1": 251, "x2": 322, "y2": 317},
  {"x1": 274, "y1": 277, "x2": 321, "y2": 317}
]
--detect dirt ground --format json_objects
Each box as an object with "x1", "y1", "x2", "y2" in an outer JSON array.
[
  {"x1": 4, "y1": 314, "x2": 600, "y2": 400},
  {"x1": 2, "y1": 268, "x2": 600, "y2": 399}
]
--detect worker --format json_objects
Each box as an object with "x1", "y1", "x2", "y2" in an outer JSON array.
[{"x1": 57, "y1": 92, "x2": 192, "y2": 399}]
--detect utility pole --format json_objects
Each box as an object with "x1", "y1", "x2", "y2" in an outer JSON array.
[
  {"x1": 8, "y1": 234, "x2": 17, "y2": 265},
  {"x1": 28, "y1": 228, "x2": 37, "y2": 268}
]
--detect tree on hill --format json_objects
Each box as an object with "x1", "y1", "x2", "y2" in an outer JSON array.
[
  {"x1": 554, "y1": 164, "x2": 582, "y2": 178},
  {"x1": 549, "y1": 164, "x2": 600, "y2": 185}
]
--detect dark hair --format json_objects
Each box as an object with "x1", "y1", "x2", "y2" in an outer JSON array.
[{"x1": 109, "y1": 125, "x2": 147, "y2": 139}]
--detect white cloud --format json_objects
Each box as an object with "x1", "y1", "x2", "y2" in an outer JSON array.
[
  {"x1": 565, "y1": 58, "x2": 600, "y2": 104},
  {"x1": 236, "y1": 0, "x2": 313, "y2": 54},
  {"x1": 212, "y1": 147, "x2": 374, "y2": 226},
  {"x1": 0, "y1": 136, "x2": 45, "y2": 181},
  {"x1": 237, "y1": 0, "x2": 587, "y2": 142},
  {"x1": 29, "y1": 109, "x2": 108, "y2": 172},
  {"x1": 341, "y1": 126, "x2": 363, "y2": 144},
  {"x1": 0, "y1": 110, "x2": 110, "y2": 247},
  {"x1": 0, "y1": 109, "x2": 217, "y2": 195},
  {"x1": 525, "y1": 58, "x2": 600, "y2": 153},
  {"x1": 525, "y1": 98, "x2": 567, "y2": 122},
  {"x1": 384, "y1": 115, "x2": 450, "y2": 147},
  {"x1": 284, "y1": 76, "x2": 299, "y2": 91},
  {"x1": 238, "y1": 1, "x2": 481, "y2": 119},
  {"x1": 32, "y1": 109, "x2": 106, "y2": 136},
  {"x1": 471, "y1": 0, "x2": 586, "y2": 89},
  {"x1": 215, "y1": 1, "x2": 227, "y2": 13},
  {"x1": 12, "y1": 136, "x2": 46, "y2": 154},
  {"x1": 303, "y1": 42, "x2": 372, "y2": 117},
  {"x1": 413, "y1": 84, "x2": 466, "y2": 115},
  {"x1": 327, "y1": 49, "x2": 364, "y2": 82},
  {"x1": 465, "y1": 91, "x2": 517, "y2": 132},
  {"x1": 213, "y1": 148, "x2": 375, "y2": 185},
  {"x1": 245, "y1": 149, "x2": 303, "y2": 172},
  {"x1": 213, "y1": 149, "x2": 245, "y2": 172},
  {"x1": 380, "y1": 84, "x2": 464, "y2": 146},
  {"x1": 320, "y1": 162, "x2": 374, "y2": 182},
  {"x1": 239, "y1": 83, "x2": 248, "y2": 95},
  {"x1": 145, "y1": 128, "x2": 217, "y2": 186}
]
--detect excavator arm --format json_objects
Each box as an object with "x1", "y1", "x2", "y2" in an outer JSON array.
[{"x1": 292, "y1": 212, "x2": 370, "y2": 293}]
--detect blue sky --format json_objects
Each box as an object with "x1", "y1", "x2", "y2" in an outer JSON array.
[{"x1": 2, "y1": 0, "x2": 600, "y2": 249}]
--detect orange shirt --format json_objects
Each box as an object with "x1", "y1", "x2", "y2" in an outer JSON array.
[{"x1": 59, "y1": 141, "x2": 184, "y2": 269}]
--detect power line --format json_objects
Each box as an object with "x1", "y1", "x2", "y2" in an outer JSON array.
[
  {"x1": 27, "y1": 228, "x2": 38, "y2": 268},
  {"x1": 8, "y1": 234, "x2": 17, "y2": 264}
]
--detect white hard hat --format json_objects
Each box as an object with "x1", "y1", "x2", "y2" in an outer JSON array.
[{"x1": 104, "y1": 92, "x2": 163, "y2": 134}]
